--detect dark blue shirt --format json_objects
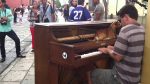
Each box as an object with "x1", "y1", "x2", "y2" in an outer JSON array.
[{"x1": 69, "y1": 5, "x2": 91, "y2": 21}]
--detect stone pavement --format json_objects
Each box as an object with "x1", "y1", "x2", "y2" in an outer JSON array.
[{"x1": 0, "y1": 51, "x2": 34, "y2": 84}]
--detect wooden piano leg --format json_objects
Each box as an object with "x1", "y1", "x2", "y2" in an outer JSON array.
[{"x1": 87, "y1": 71, "x2": 93, "y2": 84}]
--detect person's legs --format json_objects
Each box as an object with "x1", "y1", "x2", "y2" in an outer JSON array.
[
  {"x1": 14, "y1": 13, "x2": 17, "y2": 23},
  {"x1": 6, "y1": 30, "x2": 22, "y2": 57},
  {"x1": 30, "y1": 27, "x2": 34, "y2": 50},
  {"x1": 91, "y1": 69, "x2": 121, "y2": 84},
  {"x1": 0, "y1": 32, "x2": 6, "y2": 62}
]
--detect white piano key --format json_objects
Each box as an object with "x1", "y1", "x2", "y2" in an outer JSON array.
[{"x1": 80, "y1": 51, "x2": 102, "y2": 59}]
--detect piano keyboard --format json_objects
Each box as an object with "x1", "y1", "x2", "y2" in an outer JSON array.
[{"x1": 80, "y1": 51, "x2": 102, "y2": 59}]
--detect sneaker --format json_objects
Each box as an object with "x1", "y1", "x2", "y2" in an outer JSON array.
[
  {"x1": 17, "y1": 55, "x2": 26, "y2": 58},
  {"x1": 0, "y1": 58, "x2": 5, "y2": 63}
]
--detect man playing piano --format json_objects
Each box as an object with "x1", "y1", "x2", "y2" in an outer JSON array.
[{"x1": 91, "y1": 5, "x2": 145, "y2": 84}]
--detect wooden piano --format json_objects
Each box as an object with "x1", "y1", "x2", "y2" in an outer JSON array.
[{"x1": 34, "y1": 20, "x2": 120, "y2": 84}]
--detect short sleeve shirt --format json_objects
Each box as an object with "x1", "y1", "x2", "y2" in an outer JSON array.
[
  {"x1": 113, "y1": 24, "x2": 145, "y2": 84},
  {"x1": 93, "y1": 3, "x2": 104, "y2": 20}
]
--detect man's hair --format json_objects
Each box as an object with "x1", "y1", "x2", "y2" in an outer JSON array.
[
  {"x1": 117, "y1": 5, "x2": 138, "y2": 20},
  {"x1": 78, "y1": 0, "x2": 84, "y2": 5}
]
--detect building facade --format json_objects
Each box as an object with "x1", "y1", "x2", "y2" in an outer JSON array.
[{"x1": 6, "y1": 0, "x2": 30, "y2": 8}]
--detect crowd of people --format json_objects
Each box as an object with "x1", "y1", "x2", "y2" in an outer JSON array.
[
  {"x1": 0, "y1": 0, "x2": 106, "y2": 63},
  {"x1": 27, "y1": 0, "x2": 56, "y2": 52},
  {"x1": 61, "y1": 0, "x2": 105, "y2": 22},
  {"x1": 0, "y1": 0, "x2": 146, "y2": 84},
  {"x1": 0, "y1": 0, "x2": 56, "y2": 63}
]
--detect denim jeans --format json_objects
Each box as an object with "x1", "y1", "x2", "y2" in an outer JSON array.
[
  {"x1": 91, "y1": 69, "x2": 121, "y2": 84},
  {"x1": 0, "y1": 30, "x2": 21, "y2": 58}
]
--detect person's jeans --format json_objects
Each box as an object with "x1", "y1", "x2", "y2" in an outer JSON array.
[
  {"x1": 0, "y1": 30, "x2": 21, "y2": 58},
  {"x1": 91, "y1": 69, "x2": 121, "y2": 84}
]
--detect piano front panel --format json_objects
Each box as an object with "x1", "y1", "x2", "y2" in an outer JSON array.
[
  {"x1": 49, "y1": 38, "x2": 115, "y2": 69},
  {"x1": 47, "y1": 21, "x2": 118, "y2": 69}
]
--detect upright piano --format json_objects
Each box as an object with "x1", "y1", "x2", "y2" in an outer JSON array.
[{"x1": 34, "y1": 20, "x2": 120, "y2": 84}]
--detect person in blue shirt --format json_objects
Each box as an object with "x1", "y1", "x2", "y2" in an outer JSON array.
[{"x1": 69, "y1": 0, "x2": 91, "y2": 21}]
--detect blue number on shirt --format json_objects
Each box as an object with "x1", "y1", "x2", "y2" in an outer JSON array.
[{"x1": 74, "y1": 11, "x2": 83, "y2": 20}]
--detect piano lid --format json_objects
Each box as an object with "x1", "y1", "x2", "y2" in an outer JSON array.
[{"x1": 34, "y1": 20, "x2": 116, "y2": 27}]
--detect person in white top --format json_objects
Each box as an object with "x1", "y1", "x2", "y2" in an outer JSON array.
[{"x1": 93, "y1": 0, "x2": 104, "y2": 21}]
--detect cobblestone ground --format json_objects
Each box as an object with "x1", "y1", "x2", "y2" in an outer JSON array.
[{"x1": 0, "y1": 51, "x2": 34, "y2": 84}]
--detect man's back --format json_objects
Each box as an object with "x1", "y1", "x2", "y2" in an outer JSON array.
[{"x1": 114, "y1": 24, "x2": 145, "y2": 84}]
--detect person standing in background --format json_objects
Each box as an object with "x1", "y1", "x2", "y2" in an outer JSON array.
[
  {"x1": 69, "y1": 0, "x2": 77, "y2": 16},
  {"x1": 20, "y1": 4, "x2": 25, "y2": 17},
  {"x1": 63, "y1": 4, "x2": 69, "y2": 21},
  {"x1": 93, "y1": 0, "x2": 104, "y2": 21},
  {"x1": 0, "y1": 0, "x2": 25, "y2": 63},
  {"x1": 39, "y1": 0, "x2": 55, "y2": 22},
  {"x1": 16, "y1": 7, "x2": 23, "y2": 23},
  {"x1": 13, "y1": 8, "x2": 17, "y2": 23},
  {"x1": 28, "y1": 1, "x2": 40, "y2": 52},
  {"x1": 2, "y1": 0, "x2": 9, "y2": 9}
]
